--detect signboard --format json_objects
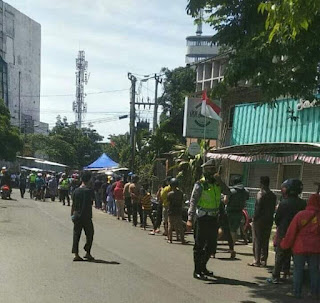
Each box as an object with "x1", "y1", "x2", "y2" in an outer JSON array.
[
  {"x1": 188, "y1": 142, "x2": 201, "y2": 156},
  {"x1": 297, "y1": 98, "x2": 320, "y2": 111},
  {"x1": 183, "y1": 97, "x2": 219, "y2": 139}
]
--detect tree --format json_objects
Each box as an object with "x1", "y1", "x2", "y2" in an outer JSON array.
[
  {"x1": 186, "y1": 0, "x2": 320, "y2": 101},
  {"x1": 259, "y1": 0, "x2": 320, "y2": 41},
  {"x1": 0, "y1": 99, "x2": 22, "y2": 160},
  {"x1": 103, "y1": 133, "x2": 131, "y2": 168},
  {"x1": 24, "y1": 117, "x2": 104, "y2": 169},
  {"x1": 50, "y1": 118, "x2": 104, "y2": 168}
]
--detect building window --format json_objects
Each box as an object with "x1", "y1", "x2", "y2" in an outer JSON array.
[
  {"x1": 0, "y1": 56, "x2": 8, "y2": 106},
  {"x1": 228, "y1": 106, "x2": 235, "y2": 128}
]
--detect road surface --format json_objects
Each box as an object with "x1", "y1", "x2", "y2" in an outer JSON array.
[{"x1": 0, "y1": 190, "x2": 309, "y2": 303}]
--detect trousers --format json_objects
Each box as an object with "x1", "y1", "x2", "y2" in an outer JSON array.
[
  {"x1": 193, "y1": 215, "x2": 218, "y2": 274},
  {"x1": 273, "y1": 237, "x2": 292, "y2": 279},
  {"x1": 155, "y1": 203, "x2": 163, "y2": 229},
  {"x1": 72, "y1": 219, "x2": 94, "y2": 254},
  {"x1": 142, "y1": 210, "x2": 155, "y2": 229},
  {"x1": 132, "y1": 202, "x2": 142, "y2": 226},
  {"x1": 116, "y1": 199, "x2": 125, "y2": 219},
  {"x1": 293, "y1": 254, "x2": 320, "y2": 297},
  {"x1": 168, "y1": 214, "x2": 184, "y2": 242},
  {"x1": 253, "y1": 220, "x2": 273, "y2": 264},
  {"x1": 125, "y1": 197, "x2": 132, "y2": 221},
  {"x1": 61, "y1": 189, "x2": 70, "y2": 205}
]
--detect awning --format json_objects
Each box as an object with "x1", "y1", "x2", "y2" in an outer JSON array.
[
  {"x1": 207, "y1": 142, "x2": 320, "y2": 164},
  {"x1": 209, "y1": 142, "x2": 320, "y2": 155},
  {"x1": 20, "y1": 166, "x2": 43, "y2": 172},
  {"x1": 84, "y1": 153, "x2": 119, "y2": 170}
]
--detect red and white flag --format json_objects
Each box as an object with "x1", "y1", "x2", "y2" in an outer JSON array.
[{"x1": 201, "y1": 91, "x2": 222, "y2": 121}]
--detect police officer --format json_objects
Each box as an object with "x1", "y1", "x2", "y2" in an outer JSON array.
[{"x1": 187, "y1": 159, "x2": 230, "y2": 280}]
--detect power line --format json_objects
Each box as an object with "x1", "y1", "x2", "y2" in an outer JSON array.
[{"x1": 13, "y1": 88, "x2": 129, "y2": 98}]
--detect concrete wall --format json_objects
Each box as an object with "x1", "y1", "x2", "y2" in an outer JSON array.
[{"x1": 0, "y1": 1, "x2": 41, "y2": 127}]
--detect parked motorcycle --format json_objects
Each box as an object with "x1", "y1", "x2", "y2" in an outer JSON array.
[{"x1": 0, "y1": 185, "x2": 11, "y2": 200}]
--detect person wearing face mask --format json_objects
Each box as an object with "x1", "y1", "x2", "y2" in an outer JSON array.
[{"x1": 187, "y1": 159, "x2": 231, "y2": 280}]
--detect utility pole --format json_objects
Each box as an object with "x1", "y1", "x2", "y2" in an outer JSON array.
[
  {"x1": 73, "y1": 50, "x2": 89, "y2": 129},
  {"x1": 153, "y1": 74, "x2": 162, "y2": 132},
  {"x1": 128, "y1": 73, "x2": 137, "y2": 172}
]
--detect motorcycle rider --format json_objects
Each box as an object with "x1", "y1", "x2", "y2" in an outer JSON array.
[
  {"x1": 1, "y1": 167, "x2": 11, "y2": 187},
  {"x1": 1, "y1": 167, "x2": 11, "y2": 198},
  {"x1": 267, "y1": 179, "x2": 306, "y2": 284},
  {"x1": 187, "y1": 160, "x2": 230, "y2": 280}
]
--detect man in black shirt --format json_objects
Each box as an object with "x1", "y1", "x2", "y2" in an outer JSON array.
[
  {"x1": 167, "y1": 178, "x2": 186, "y2": 244},
  {"x1": 249, "y1": 176, "x2": 277, "y2": 267},
  {"x1": 94, "y1": 176, "x2": 103, "y2": 209},
  {"x1": 71, "y1": 171, "x2": 95, "y2": 261}
]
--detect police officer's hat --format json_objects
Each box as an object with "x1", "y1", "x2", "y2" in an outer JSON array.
[{"x1": 201, "y1": 159, "x2": 216, "y2": 168}]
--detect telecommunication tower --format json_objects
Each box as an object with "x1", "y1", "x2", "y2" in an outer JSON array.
[{"x1": 73, "y1": 50, "x2": 89, "y2": 129}]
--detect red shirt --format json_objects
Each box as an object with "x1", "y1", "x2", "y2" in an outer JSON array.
[
  {"x1": 113, "y1": 181, "x2": 124, "y2": 200},
  {"x1": 281, "y1": 194, "x2": 320, "y2": 255}
]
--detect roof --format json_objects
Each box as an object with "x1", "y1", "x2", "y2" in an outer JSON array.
[{"x1": 17, "y1": 156, "x2": 67, "y2": 167}]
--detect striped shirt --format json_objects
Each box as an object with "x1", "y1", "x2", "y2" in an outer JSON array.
[{"x1": 141, "y1": 193, "x2": 152, "y2": 211}]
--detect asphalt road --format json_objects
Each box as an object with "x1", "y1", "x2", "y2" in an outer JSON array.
[{"x1": 0, "y1": 190, "x2": 311, "y2": 303}]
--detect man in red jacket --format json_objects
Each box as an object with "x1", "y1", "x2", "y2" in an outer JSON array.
[{"x1": 281, "y1": 194, "x2": 320, "y2": 299}]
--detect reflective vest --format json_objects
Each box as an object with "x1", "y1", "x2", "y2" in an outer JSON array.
[
  {"x1": 29, "y1": 174, "x2": 36, "y2": 183},
  {"x1": 197, "y1": 182, "x2": 221, "y2": 212},
  {"x1": 61, "y1": 179, "x2": 69, "y2": 190}
]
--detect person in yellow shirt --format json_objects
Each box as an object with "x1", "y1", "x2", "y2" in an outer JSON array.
[{"x1": 160, "y1": 182, "x2": 172, "y2": 237}]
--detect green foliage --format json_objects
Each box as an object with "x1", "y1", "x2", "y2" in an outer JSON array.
[
  {"x1": 24, "y1": 117, "x2": 103, "y2": 169},
  {"x1": 172, "y1": 140, "x2": 210, "y2": 196},
  {"x1": 186, "y1": 0, "x2": 320, "y2": 101},
  {"x1": 158, "y1": 67, "x2": 196, "y2": 117},
  {"x1": 0, "y1": 99, "x2": 23, "y2": 161},
  {"x1": 103, "y1": 133, "x2": 131, "y2": 168},
  {"x1": 259, "y1": 0, "x2": 320, "y2": 41}
]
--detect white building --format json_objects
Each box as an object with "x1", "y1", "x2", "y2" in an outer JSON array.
[{"x1": 0, "y1": 1, "x2": 47, "y2": 133}]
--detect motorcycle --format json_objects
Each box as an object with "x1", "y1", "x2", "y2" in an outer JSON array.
[{"x1": 0, "y1": 185, "x2": 11, "y2": 200}]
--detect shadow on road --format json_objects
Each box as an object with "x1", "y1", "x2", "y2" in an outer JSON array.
[
  {"x1": 216, "y1": 257, "x2": 241, "y2": 262},
  {"x1": 85, "y1": 259, "x2": 120, "y2": 265},
  {"x1": 206, "y1": 275, "x2": 258, "y2": 287}
]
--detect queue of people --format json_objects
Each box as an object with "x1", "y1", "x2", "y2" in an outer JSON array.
[{"x1": 1, "y1": 163, "x2": 319, "y2": 299}]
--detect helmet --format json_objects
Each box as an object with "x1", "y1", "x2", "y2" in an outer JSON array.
[
  {"x1": 37, "y1": 173, "x2": 42, "y2": 177},
  {"x1": 170, "y1": 178, "x2": 179, "y2": 187},
  {"x1": 281, "y1": 179, "x2": 303, "y2": 197}
]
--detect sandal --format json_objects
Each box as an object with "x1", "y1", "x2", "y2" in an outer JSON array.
[{"x1": 247, "y1": 262, "x2": 260, "y2": 267}]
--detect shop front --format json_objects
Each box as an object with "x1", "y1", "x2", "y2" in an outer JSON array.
[{"x1": 207, "y1": 97, "x2": 320, "y2": 198}]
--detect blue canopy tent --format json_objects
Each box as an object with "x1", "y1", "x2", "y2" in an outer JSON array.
[{"x1": 84, "y1": 153, "x2": 119, "y2": 170}]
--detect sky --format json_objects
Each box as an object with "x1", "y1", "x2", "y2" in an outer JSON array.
[{"x1": 9, "y1": 0, "x2": 212, "y2": 141}]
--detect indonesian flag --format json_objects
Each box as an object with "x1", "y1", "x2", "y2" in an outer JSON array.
[{"x1": 201, "y1": 91, "x2": 222, "y2": 121}]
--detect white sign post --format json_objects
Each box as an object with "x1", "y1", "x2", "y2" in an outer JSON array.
[{"x1": 183, "y1": 97, "x2": 219, "y2": 139}]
